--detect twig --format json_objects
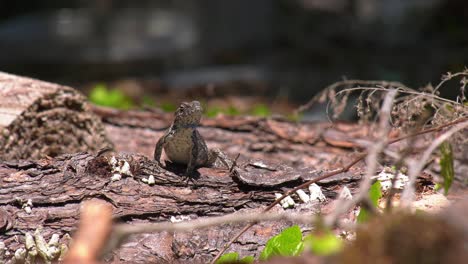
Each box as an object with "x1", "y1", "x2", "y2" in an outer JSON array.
[
  {"x1": 433, "y1": 69, "x2": 468, "y2": 95},
  {"x1": 230, "y1": 153, "x2": 241, "y2": 173},
  {"x1": 335, "y1": 87, "x2": 456, "y2": 105},
  {"x1": 295, "y1": 80, "x2": 407, "y2": 114},
  {"x1": 211, "y1": 116, "x2": 468, "y2": 264},
  {"x1": 104, "y1": 211, "x2": 319, "y2": 256},
  {"x1": 324, "y1": 90, "x2": 396, "y2": 226},
  {"x1": 116, "y1": 211, "x2": 316, "y2": 235},
  {"x1": 401, "y1": 119, "x2": 468, "y2": 207}
]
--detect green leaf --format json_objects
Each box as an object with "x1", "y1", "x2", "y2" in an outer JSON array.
[
  {"x1": 357, "y1": 208, "x2": 370, "y2": 223},
  {"x1": 216, "y1": 252, "x2": 254, "y2": 264},
  {"x1": 226, "y1": 106, "x2": 241, "y2": 116},
  {"x1": 216, "y1": 252, "x2": 239, "y2": 264},
  {"x1": 304, "y1": 232, "x2": 343, "y2": 256},
  {"x1": 205, "y1": 106, "x2": 222, "y2": 118},
  {"x1": 357, "y1": 181, "x2": 382, "y2": 223},
  {"x1": 260, "y1": 225, "x2": 304, "y2": 261},
  {"x1": 439, "y1": 141, "x2": 454, "y2": 195},
  {"x1": 88, "y1": 84, "x2": 133, "y2": 109},
  {"x1": 239, "y1": 256, "x2": 254, "y2": 263},
  {"x1": 160, "y1": 102, "x2": 177, "y2": 112},
  {"x1": 368, "y1": 180, "x2": 382, "y2": 207}
]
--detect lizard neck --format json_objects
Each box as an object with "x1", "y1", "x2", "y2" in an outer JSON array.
[{"x1": 172, "y1": 124, "x2": 198, "y2": 130}]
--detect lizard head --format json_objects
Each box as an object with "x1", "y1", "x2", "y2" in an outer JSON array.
[{"x1": 173, "y1": 101, "x2": 203, "y2": 127}]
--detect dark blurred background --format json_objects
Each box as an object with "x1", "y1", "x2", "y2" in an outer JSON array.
[{"x1": 0, "y1": 0, "x2": 467, "y2": 116}]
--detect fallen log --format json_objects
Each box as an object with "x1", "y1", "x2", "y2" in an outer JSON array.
[
  {"x1": 0, "y1": 72, "x2": 112, "y2": 160},
  {"x1": 0, "y1": 73, "x2": 445, "y2": 263}
]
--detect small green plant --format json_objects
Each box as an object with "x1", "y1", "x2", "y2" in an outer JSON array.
[
  {"x1": 287, "y1": 112, "x2": 303, "y2": 122},
  {"x1": 357, "y1": 181, "x2": 382, "y2": 223},
  {"x1": 251, "y1": 104, "x2": 271, "y2": 117},
  {"x1": 160, "y1": 102, "x2": 177, "y2": 112},
  {"x1": 439, "y1": 141, "x2": 454, "y2": 195},
  {"x1": 141, "y1": 95, "x2": 156, "y2": 107},
  {"x1": 205, "y1": 106, "x2": 223, "y2": 118},
  {"x1": 260, "y1": 225, "x2": 304, "y2": 261},
  {"x1": 88, "y1": 84, "x2": 133, "y2": 109},
  {"x1": 205, "y1": 104, "x2": 272, "y2": 118},
  {"x1": 219, "y1": 224, "x2": 344, "y2": 263},
  {"x1": 205, "y1": 105, "x2": 241, "y2": 117},
  {"x1": 216, "y1": 252, "x2": 254, "y2": 264},
  {"x1": 226, "y1": 106, "x2": 241, "y2": 116}
]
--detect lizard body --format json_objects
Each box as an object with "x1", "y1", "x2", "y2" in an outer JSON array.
[{"x1": 154, "y1": 101, "x2": 229, "y2": 175}]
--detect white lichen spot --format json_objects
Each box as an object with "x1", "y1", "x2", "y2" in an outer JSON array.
[
  {"x1": 120, "y1": 161, "x2": 132, "y2": 175},
  {"x1": 46, "y1": 234, "x2": 61, "y2": 258},
  {"x1": 48, "y1": 234, "x2": 60, "y2": 247},
  {"x1": 338, "y1": 186, "x2": 353, "y2": 200},
  {"x1": 309, "y1": 183, "x2": 327, "y2": 202},
  {"x1": 275, "y1": 193, "x2": 295, "y2": 208},
  {"x1": 170, "y1": 215, "x2": 192, "y2": 223},
  {"x1": 141, "y1": 175, "x2": 155, "y2": 185},
  {"x1": 14, "y1": 229, "x2": 65, "y2": 263},
  {"x1": 108, "y1": 156, "x2": 134, "y2": 180},
  {"x1": 250, "y1": 161, "x2": 269, "y2": 169},
  {"x1": 285, "y1": 196, "x2": 295, "y2": 207},
  {"x1": 22, "y1": 199, "x2": 33, "y2": 213},
  {"x1": 14, "y1": 248, "x2": 26, "y2": 261},
  {"x1": 296, "y1": 189, "x2": 310, "y2": 203},
  {"x1": 110, "y1": 156, "x2": 117, "y2": 166},
  {"x1": 147, "y1": 175, "x2": 155, "y2": 185},
  {"x1": 373, "y1": 169, "x2": 409, "y2": 191},
  {"x1": 25, "y1": 233, "x2": 37, "y2": 255},
  {"x1": 111, "y1": 173, "x2": 122, "y2": 181},
  {"x1": 35, "y1": 228, "x2": 50, "y2": 261}
]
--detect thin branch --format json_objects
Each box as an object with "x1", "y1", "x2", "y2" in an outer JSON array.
[
  {"x1": 433, "y1": 70, "x2": 468, "y2": 94},
  {"x1": 324, "y1": 90, "x2": 396, "y2": 226},
  {"x1": 335, "y1": 87, "x2": 456, "y2": 105},
  {"x1": 230, "y1": 153, "x2": 241, "y2": 173},
  {"x1": 104, "y1": 211, "x2": 319, "y2": 256},
  {"x1": 115, "y1": 211, "x2": 316, "y2": 234},
  {"x1": 401, "y1": 120, "x2": 468, "y2": 207},
  {"x1": 294, "y1": 80, "x2": 407, "y2": 114}
]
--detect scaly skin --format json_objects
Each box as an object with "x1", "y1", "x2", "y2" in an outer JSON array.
[{"x1": 154, "y1": 101, "x2": 229, "y2": 175}]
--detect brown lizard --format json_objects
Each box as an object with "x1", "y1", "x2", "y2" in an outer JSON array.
[{"x1": 154, "y1": 101, "x2": 230, "y2": 175}]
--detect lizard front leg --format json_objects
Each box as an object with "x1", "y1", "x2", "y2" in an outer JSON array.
[
  {"x1": 186, "y1": 131, "x2": 199, "y2": 175},
  {"x1": 154, "y1": 130, "x2": 169, "y2": 167}
]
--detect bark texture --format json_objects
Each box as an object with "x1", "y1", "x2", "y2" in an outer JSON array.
[{"x1": 0, "y1": 72, "x2": 112, "y2": 160}]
